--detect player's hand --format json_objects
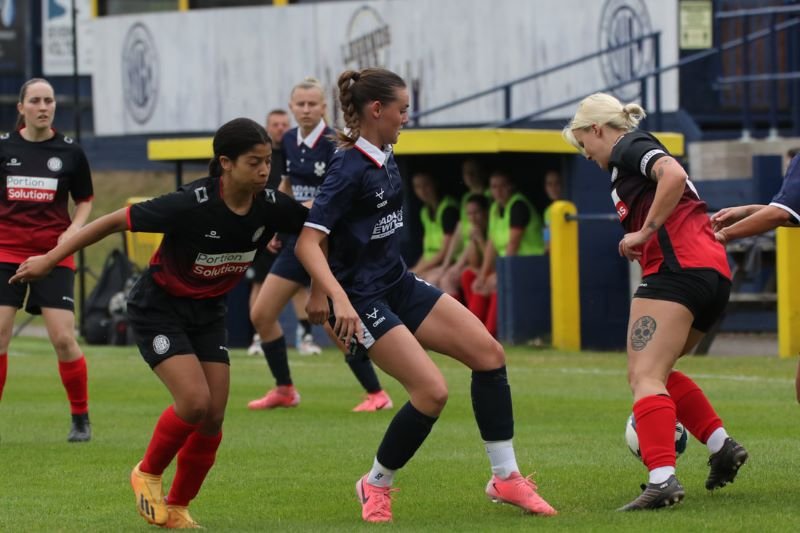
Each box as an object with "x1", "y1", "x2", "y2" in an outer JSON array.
[
  {"x1": 618, "y1": 231, "x2": 646, "y2": 261},
  {"x1": 267, "y1": 235, "x2": 282, "y2": 254},
  {"x1": 711, "y1": 206, "x2": 749, "y2": 232},
  {"x1": 9, "y1": 255, "x2": 55, "y2": 284},
  {"x1": 330, "y1": 294, "x2": 362, "y2": 351},
  {"x1": 306, "y1": 288, "x2": 329, "y2": 325}
]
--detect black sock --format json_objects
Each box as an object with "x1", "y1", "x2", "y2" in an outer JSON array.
[
  {"x1": 471, "y1": 366, "x2": 514, "y2": 441},
  {"x1": 376, "y1": 402, "x2": 438, "y2": 470},
  {"x1": 347, "y1": 355, "x2": 382, "y2": 393},
  {"x1": 299, "y1": 319, "x2": 312, "y2": 336},
  {"x1": 262, "y1": 337, "x2": 292, "y2": 386}
]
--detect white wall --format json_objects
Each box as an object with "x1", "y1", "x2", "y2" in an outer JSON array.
[{"x1": 90, "y1": 0, "x2": 678, "y2": 136}]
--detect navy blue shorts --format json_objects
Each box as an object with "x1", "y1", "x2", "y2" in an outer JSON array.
[
  {"x1": 126, "y1": 271, "x2": 230, "y2": 369},
  {"x1": 634, "y1": 268, "x2": 731, "y2": 333},
  {"x1": 0, "y1": 263, "x2": 75, "y2": 315},
  {"x1": 349, "y1": 271, "x2": 444, "y2": 350},
  {"x1": 268, "y1": 234, "x2": 310, "y2": 286}
]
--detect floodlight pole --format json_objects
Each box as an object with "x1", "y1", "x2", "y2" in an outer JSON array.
[{"x1": 71, "y1": 0, "x2": 86, "y2": 332}]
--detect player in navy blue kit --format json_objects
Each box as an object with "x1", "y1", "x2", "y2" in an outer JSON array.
[
  {"x1": 12, "y1": 118, "x2": 308, "y2": 528},
  {"x1": 248, "y1": 78, "x2": 392, "y2": 413},
  {"x1": 295, "y1": 68, "x2": 556, "y2": 523},
  {"x1": 564, "y1": 93, "x2": 748, "y2": 511},
  {"x1": 0, "y1": 78, "x2": 94, "y2": 442},
  {"x1": 711, "y1": 151, "x2": 800, "y2": 403}
]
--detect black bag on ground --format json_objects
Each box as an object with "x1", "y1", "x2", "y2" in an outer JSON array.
[{"x1": 81, "y1": 249, "x2": 136, "y2": 345}]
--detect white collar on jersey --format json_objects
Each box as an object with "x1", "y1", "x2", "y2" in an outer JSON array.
[
  {"x1": 297, "y1": 119, "x2": 326, "y2": 148},
  {"x1": 354, "y1": 136, "x2": 391, "y2": 168}
]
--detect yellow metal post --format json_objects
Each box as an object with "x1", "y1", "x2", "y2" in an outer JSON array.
[
  {"x1": 549, "y1": 201, "x2": 581, "y2": 351},
  {"x1": 776, "y1": 227, "x2": 800, "y2": 358},
  {"x1": 178, "y1": 0, "x2": 189, "y2": 11},
  {"x1": 273, "y1": 0, "x2": 290, "y2": 5}
]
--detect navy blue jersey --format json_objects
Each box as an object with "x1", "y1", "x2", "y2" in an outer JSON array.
[
  {"x1": 305, "y1": 137, "x2": 406, "y2": 301},
  {"x1": 769, "y1": 155, "x2": 800, "y2": 224},
  {"x1": 282, "y1": 120, "x2": 336, "y2": 202},
  {"x1": 127, "y1": 176, "x2": 307, "y2": 299}
]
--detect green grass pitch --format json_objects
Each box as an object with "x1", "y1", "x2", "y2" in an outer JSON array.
[{"x1": 1, "y1": 337, "x2": 799, "y2": 532}]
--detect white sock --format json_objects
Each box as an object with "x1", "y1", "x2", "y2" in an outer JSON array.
[
  {"x1": 706, "y1": 427, "x2": 729, "y2": 454},
  {"x1": 367, "y1": 457, "x2": 395, "y2": 488},
  {"x1": 485, "y1": 440, "x2": 519, "y2": 479},
  {"x1": 648, "y1": 466, "x2": 675, "y2": 484}
]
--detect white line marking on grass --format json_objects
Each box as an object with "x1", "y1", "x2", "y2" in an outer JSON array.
[{"x1": 518, "y1": 367, "x2": 793, "y2": 385}]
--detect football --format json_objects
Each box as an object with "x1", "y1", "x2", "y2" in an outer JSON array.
[{"x1": 625, "y1": 414, "x2": 688, "y2": 460}]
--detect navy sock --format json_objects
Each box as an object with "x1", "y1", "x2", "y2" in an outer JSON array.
[
  {"x1": 262, "y1": 337, "x2": 292, "y2": 386},
  {"x1": 376, "y1": 402, "x2": 438, "y2": 470},
  {"x1": 347, "y1": 355, "x2": 382, "y2": 393},
  {"x1": 471, "y1": 366, "x2": 514, "y2": 441},
  {"x1": 299, "y1": 319, "x2": 312, "y2": 336}
]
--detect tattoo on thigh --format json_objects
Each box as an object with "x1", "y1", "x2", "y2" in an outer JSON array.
[{"x1": 630, "y1": 316, "x2": 657, "y2": 351}]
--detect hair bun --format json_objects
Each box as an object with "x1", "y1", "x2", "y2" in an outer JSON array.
[{"x1": 351, "y1": 71, "x2": 360, "y2": 82}]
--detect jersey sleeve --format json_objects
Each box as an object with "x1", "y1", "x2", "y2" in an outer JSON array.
[
  {"x1": 613, "y1": 133, "x2": 669, "y2": 180},
  {"x1": 69, "y1": 149, "x2": 94, "y2": 202},
  {"x1": 509, "y1": 200, "x2": 532, "y2": 228},
  {"x1": 305, "y1": 154, "x2": 359, "y2": 234},
  {"x1": 769, "y1": 157, "x2": 800, "y2": 224},
  {"x1": 262, "y1": 188, "x2": 309, "y2": 233},
  {"x1": 128, "y1": 187, "x2": 197, "y2": 233},
  {"x1": 442, "y1": 204, "x2": 460, "y2": 234}
]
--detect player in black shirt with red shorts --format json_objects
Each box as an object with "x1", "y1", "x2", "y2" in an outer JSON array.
[
  {"x1": 564, "y1": 93, "x2": 748, "y2": 511},
  {"x1": 0, "y1": 78, "x2": 94, "y2": 442},
  {"x1": 11, "y1": 118, "x2": 307, "y2": 528}
]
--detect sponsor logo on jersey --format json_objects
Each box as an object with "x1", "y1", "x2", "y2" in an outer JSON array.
[
  {"x1": 371, "y1": 209, "x2": 403, "y2": 240},
  {"x1": 47, "y1": 157, "x2": 63, "y2": 172},
  {"x1": 264, "y1": 189, "x2": 276, "y2": 203},
  {"x1": 375, "y1": 187, "x2": 387, "y2": 208},
  {"x1": 0, "y1": 132, "x2": 9, "y2": 140},
  {"x1": 611, "y1": 188, "x2": 629, "y2": 221},
  {"x1": 204, "y1": 230, "x2": 221, "y2": 239},
  {"x1": 314, "y1": 161, "x2": 326, "y2": 177},
  {"x1": 153, "y1": 334, "x2": 170, "y2": 355},
  {"x1": 252, "y1": 226, "x2": 265, "y2": 242},
  {"x1": 6, "y1": 175, "x2": 58, "y2": 203},
  {"x1": 292, "y1": 184, "x2": 319, "y2": 201},
  {"x1": 5, "y1": 157, "x2": 21, "y2": 167},
  {"x1": 63, "y1": 136, "x2": 74, "y2": 144},
  {"x1": 191, "y1": 249, "x2": 257, "y2": 278}
]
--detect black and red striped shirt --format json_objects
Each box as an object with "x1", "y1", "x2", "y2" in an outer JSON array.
[
  {"x1": 127, "y1": 176, "x2": 307, "y2": 299},
  {"x1": 609, "y1": 131, "x2": 730, "y2": 279}
]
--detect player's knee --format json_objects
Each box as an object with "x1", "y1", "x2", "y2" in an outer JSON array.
[
  {"x1": 50, "y1": 330, "x2": 77, "y2": 356},
  {"x1": 177, "y1": 393, "x2": 212, "y2": 424}
]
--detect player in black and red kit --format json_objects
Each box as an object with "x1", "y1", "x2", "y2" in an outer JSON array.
[
  {"x1": 563, "y1": 93, "x2": 748, "y2": 511},
  {"x1": 296, "y1": 68, "x2": 556, "y2": 523},
  {"x1": 12, "y1": 118, "x2": 307, "y2": 528},
  {"x1": 0, "y1": 78, "x2": 93, "y2": 442}
]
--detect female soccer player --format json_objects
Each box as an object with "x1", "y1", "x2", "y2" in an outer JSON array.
[
  {"x1": 563, "y1": 93, "x2": 748, "y2": 510},
  {"x1": 12, "y1": 117, "x2": 308, "y2": 528},
  {"x1": 0, "y1": 78, "x2": 93, "y2": 442},
  {"x1": 295, "y1": 67, "x2": 557, "y2": 523},
  {"x1": 248, "y1": 78, "x2": 391, "y2": 413},
  {"x1": 711, "y1": 150, "x2": 800, "y2": 403}
]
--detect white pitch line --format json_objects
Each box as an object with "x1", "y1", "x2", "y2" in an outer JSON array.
[{"x1": 536, "y1": 366, "x2": 794, "y2": 385}]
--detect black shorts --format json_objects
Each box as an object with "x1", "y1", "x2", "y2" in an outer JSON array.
[
  {"x1": 0, "y1": 262, "x2": 75, "y2": 315},
  {"x1": 126, "y1": 271, "x2": 229, "y2": 369},
  {"x1": 634, "y1": 268, "x2": 731, "y2": 332},
  {"x1": 246, "y1": 249, "x2": 277, "y2": 285}
]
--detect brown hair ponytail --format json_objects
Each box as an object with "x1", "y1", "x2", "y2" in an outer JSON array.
[{"x1": 335, "y1": 68, "x2": 406, "y2": 149}]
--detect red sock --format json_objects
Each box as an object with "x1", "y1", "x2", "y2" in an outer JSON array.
[
  {"x1": 167, "y1": 431, "x2": 223, "y2": 507},
  {"x1": 461, "y1": 269, "x2": 477, "y2": 306},
  {"x1": 58, "y1": 356, "x2": 88, "y2": 414},
  {"x1": 0, "y1": 353, "x2": 7, "y2": 401},
  {"x1": 485, "y1": 292, "x2": 498, "y2": 337},
  {"x1": 666, "y1": 371, "x2": 723, "y2": 444},
  {"x1": 140, "y1": 406, "x2": 200, "y2": 476},
  {"x1": 633, "y1": 395, "x2": 677, "y2": 470}
]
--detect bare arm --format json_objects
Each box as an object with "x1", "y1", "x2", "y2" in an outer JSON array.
[
  {"x1": 716, "y1": 205, "x2": 793, "y2": 244},
  {"x1": 295, "y1": 226, "x2": 361, "y2": 346},
  {"x1": 278, "y1": 176, "x2": 293, "y2": 197},
  {"x1": 506, "y1": 227, "x2": 524, "y2": 256},
  {"x1": 11, "y1": 208, "x2": 128, "y2": 283},
  {"x1": 59, "y1": 199, "x2": 93, "y2": 244}
]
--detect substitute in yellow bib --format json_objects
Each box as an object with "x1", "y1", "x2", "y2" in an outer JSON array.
[{"x1": 410, "y1": 172, "x2": 459, "y2": 285}]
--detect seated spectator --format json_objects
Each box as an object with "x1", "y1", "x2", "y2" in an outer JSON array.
[
  {"x1": 541, "y1": 170, "x2": 563, "y2": 252},
  {"x1": 462, "y1": 171, "x2": 544, "y2": 337},
  {"x1": 439, "y1": 193, "x2": 490, "y2": 299},
  {"x1": 410, "y1": 172, "x2": 459, "y2": 285}
]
